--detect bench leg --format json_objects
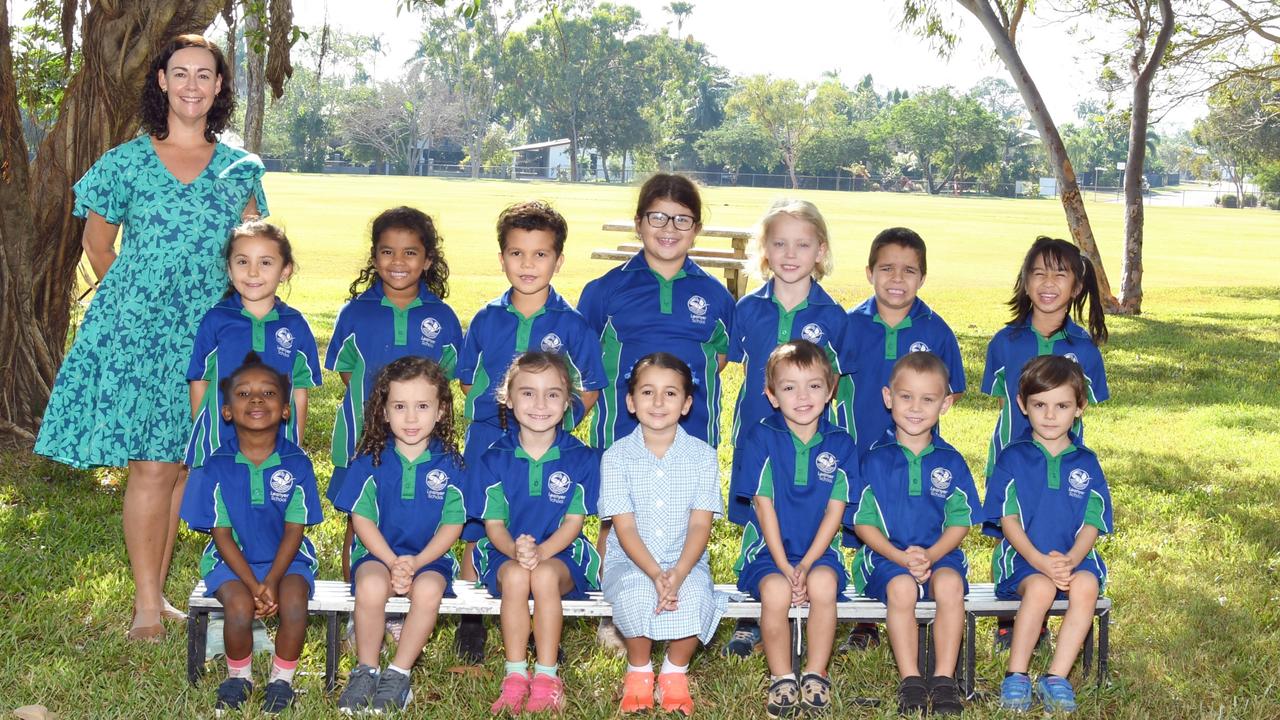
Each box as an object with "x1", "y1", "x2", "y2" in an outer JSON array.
[
  {"x1": 917, "y1": 621, "x2": 932, "y2": 677},
  {"x1": 187, "y1": 609, "x2": 208, "y2": 686},
  {"x1": 325, "y1": 612, "x2": 341, "y2": 693},
  {"x1": 791, "y1": 617, "x2": 803, "y2": 677},
  {"x1": 1097, "y1": 610, "x2": 1109, "y2": 687},
  {"x1": 962, "y1": 613, "x2": 977, "y2": 699},
  {"x1": 1082, "y1": 618, "x2": 1095, "y2": 676}
]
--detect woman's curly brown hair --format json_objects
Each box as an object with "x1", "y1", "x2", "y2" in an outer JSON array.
[
  {"x1": 355, "y1": 356, "x2": 462, "y2": 468},
  {"x1": 140, "y1": 34, "x2": 235, "y2": 143},
  {"x1": 348, "y1": 207, "x2": 451, "y2": 300}
]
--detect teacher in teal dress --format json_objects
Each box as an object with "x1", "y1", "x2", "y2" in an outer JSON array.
[{"x1": 34, "y1": 35, "x2": 267, "y2": 641}]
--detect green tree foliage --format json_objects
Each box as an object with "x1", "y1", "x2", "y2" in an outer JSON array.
[
  {"x1": 1193, "y1": 75, "x2": 1280, "y2": 203},
  {"x1": 882, "y1": 86, "x2": 1001, "y2": 193},
  {"x1": 723, "y1": 75, "x2": 814, "y2": 188},
  {"x1": 10, "y1": 0, "x2": 78, "y2": 151},
  {"x1": 694, "y1": 118, "x2": 775, "y2": 177}
]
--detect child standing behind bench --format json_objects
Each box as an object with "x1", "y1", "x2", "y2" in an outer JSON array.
[
  {"x1": 733, "y1": 341, "x2": 857, "y2": 718},
  {"x1": 332, "y1": 357, "x2": 466, "y2": 714},
  {"x1": 180, "y1": 354, "x2": 323, "y2": 715},
  {"x1": 849, "y1": 351, "x2": 979, "y2": 717},
  {"x1": 599, "y1": 353, "x2": 728, "y2": 717},
  {"x1": 984, "y1": 356, "x2": 1113, "y2": 714}
]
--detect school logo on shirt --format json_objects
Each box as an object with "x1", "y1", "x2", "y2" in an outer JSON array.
[
  {"x1": 801, "y1": 323, "x2": 825, "y2": 344},
  {"x1": 909, "y1": 341, "x2": 931, "y2": 353},
  {"x1": 930, "y1": 467, "x2": 952, "y2": 498},
  {"x1": 420, "y1": 317, "x2": 441, "y2": 347},
  {"x1": 1067, "y1": 468, "x2": 1091, "y2": 498},
  {"x1": 426, "y1": 469, "x2": 449, "y2": 499},
  {"x1": 269, "y1": 469, "x2": 294, "y2": 502},
  {"x1": 547, "y1": 471, "x2": 571, "y2": 502},
  {"x1": 540, "y1": 333, "x2": 563, "y2": 353},
  {"x1": 815, "y1": 452, "x2": 838, "y2": 482},
  {"x1": 687, "y1": 295, "x2": 708, "y2": 324},
  {"x1": 275, "y1": 328, "x2": 294, "y2": 357}
]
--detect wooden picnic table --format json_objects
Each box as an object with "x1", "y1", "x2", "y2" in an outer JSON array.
[{"x1": 593, "y1": 220, "x2": 754, "y2": 298}]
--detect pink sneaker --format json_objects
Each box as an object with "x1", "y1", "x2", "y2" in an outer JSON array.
[
  {"x1": 490, "y1": 672, "x2": 530, "y2": 715},
  {"x1": 524, "y1": 674, "x2": 564, "y2": 713}
]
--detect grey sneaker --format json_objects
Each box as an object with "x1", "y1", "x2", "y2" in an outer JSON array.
[
  {"x1": 371, "y1": 668, "x2": 414, "y2": 713},
  {"x1": 338, "y1": 664, "x2": 380, "y2": 715}
]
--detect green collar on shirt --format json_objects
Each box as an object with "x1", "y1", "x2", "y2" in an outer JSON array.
[
  {"x1": 381, "y1": 295, "x2": 424, "y2": 346},
  {"x1": 772, "y1": 295, "x2": 810, "y2": 344},
  {"x1": 239, "y1": 307, "x2": 280, "y2": 353},
  {"x1": 1032, "y1": 439, "x2": 1077, "y2": 490},
  {"x1": 1034, "y1": 328, "x2": 1068, "y2": 356},
  {"x1": 235, "y1": 451, "x2": 282, "y2": 505},
  {"x1": 897, "y1": 443, "x2": 935, "y2": 496},
  {"x1": 515, "y1": 445, "x2": 561, "y2": 497},
  {"x1": 789, "y1": 429, "x2": 823, "y2": 487},
  {"x1": 506, "y1": 302, "x2": 548, "y2": 352},
  {"x1": 873, "y1": 313, "x2": 913, "y2": 360},
  {"x1": 395, "y1": 446, "x2": 433, "y2": 500},
  {"x1": 650, "y1": 269, "x2": 688, "y2": 315}
]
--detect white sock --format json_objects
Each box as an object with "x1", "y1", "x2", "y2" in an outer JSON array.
[
  {"x1": 386, "y1": 664, "x2": 411, "y2": 678},
  {"x1": 661, "y1": 657, "x2": 688, "y2": 675},
  {"x1": 771, "y1": 672, "x2": 797, "y2": 683},
  {"x1": 627, "y1": 661, "x2": 654, "y2": 674}
]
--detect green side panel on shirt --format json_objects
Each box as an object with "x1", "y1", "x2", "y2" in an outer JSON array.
[
  {"x1": 284, "y1": 487, "x2": 308, "y2": 524},
  {"x1": 442, "y1": 485, "x2": 466, "y2": 525},
  {"x1": 1084, "y1": 489, "x2": 1108, "y2": 532},
  {"x1": 943, "y1": 488, "x2": 973, "y2": 527},
  {"x1": 1001, "y1": 482, "x2": 1021, "y2": 518},
  {"x1": 852, "y1": 485, "x2": 888, "y2": 537},
  {"x1": 483, "y1": 483, "x2": 510, "y2": 521},
  {"x1": 700, "y1": 319, "x2": 729, "y2": 442},
  {"x1": 566, "y1": 484, "x2": 587, "y2": 516},
  {"x1": 352, "y1": 476, "x2": 380, "y2": 523},
  {"x1": 439, "y1": 344, "x2": 458, "y2": 379},
  {"x1": 331, "y1": 337, "x2": 366, "y2": 468},
  {"x1": 830, "y1": 468, "x2": 849, "y2": 502},
  {"x1": 755, "y1": 458, "x2": 774, "y2": 499},
  {"x1": 593, "y1": 321, "x2": 623, "y2": 448},
  {"x1": 464, "y1": 356, "x2": 489, "y2": 421}
]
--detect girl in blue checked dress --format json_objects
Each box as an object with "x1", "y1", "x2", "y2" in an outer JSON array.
[
  {"x1": 332, "y1": 357, "x2": 466, "y2": 714},
  {"x1": 599, "y1": 353, "x2": 728, "y2": 717},
  {"x1": 471, "y1": 352, "x2": 602, "y2": 714},
  {"x1": 180, "y1": 354, "x2": 322, "y2": 715},
  {"x1": 186, "y1": 219, "x2": 321, "y2": 467}
]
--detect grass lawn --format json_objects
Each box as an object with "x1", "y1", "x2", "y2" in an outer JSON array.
[{"x1": 2, "y1": 175, "x2": 1278, "y2": 719}]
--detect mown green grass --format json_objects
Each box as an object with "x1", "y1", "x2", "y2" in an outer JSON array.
[{"x1": 2, "y1": 176, "x2": 1278, "y2": 718}]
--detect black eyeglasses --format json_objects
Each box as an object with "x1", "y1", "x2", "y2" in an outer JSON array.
[{"x1": 643, "y1": 211, "x2": 696, "y2": 231}]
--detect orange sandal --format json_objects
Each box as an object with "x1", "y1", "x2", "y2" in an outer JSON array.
[
  {"x1": 619, "y1": 670, "x2": 654, "y2": 713},
  {"x1": 657, "y1": 672, "x2": 693, "y2": 716}
]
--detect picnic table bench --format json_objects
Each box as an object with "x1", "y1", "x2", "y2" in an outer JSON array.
[
  {"x1": 186, "y1": 580, "x2": 1110, "y2": 699},
  {"x1": 591, "y1": 220, "x2": 754, "y2": 298}
]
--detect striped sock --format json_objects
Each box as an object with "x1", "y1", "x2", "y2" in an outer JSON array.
[
  {"x1": 227, "y1": 654, "x2": 252, "y2": 681},
  {"x1": 269, "y1": 656, "x2": 298, "y2": 685}
]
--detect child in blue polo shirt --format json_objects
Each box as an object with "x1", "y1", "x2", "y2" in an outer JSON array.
[
  {"x1": 724, "y1": 199, "x2": 855, "y2": 660},
  {"x1": 453, "y1": 200, "x2": 607, "y2": 662},
  {"x1": 840, "y1": 228, "x2": 965, "y2": 453},
  {"x1": 332, "y1": 356, "x2": 466, "y2": 714},
  {"x1": 180, "y1": 354, "x2": 323, "y2": 715},
  {"x1": 983, "y1": 356, "x2": 1112, "y2": 714},
  {"x1": 470, "y1": 352, "x2": 601, "y2": 714},
  {"x1": 578, "y1": 173, "x2": 734, "y2": 450},
  {"x1": 326, "y1": 206, "x2": 463, "y2": 578},
  {"x1": 600, "y1": 353, "x2": 728, "y2": 717},
  {"x1": 848, "y1": 351, "x2": 979, "y2": 717},
  {"x1": 734, "y1": 340, "x2": 857, "y2": 718},
  {"x1": 186, "y1": 219, "x2": 321, "y2": 467},
  {"x1": 982, "y1": 236, "x2": 1109, "y2": 650}
]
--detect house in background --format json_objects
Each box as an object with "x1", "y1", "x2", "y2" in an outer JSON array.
[{"x1": 510, "y1": 138, "x2": 635, "y2": 181}]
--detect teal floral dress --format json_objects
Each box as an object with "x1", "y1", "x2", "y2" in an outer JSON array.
[{"x1": 34, "y1": 136, "x2": 268, "y2": 469}]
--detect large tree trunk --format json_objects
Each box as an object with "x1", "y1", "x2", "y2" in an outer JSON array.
[
  {"x1": 243, "y1": 6, "x2": 266, "y2": 153},
  {"x1": 0, "y1": 0, "x2": 226, "y2": 448},
  {"x1": 959, "y1": 0, "x2": 1119, "y2": 309},
  {"x1": 1119, "y1": 0, "x2": 1175, "y2": 315}
]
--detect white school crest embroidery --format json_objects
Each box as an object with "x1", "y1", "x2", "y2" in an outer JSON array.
[
  {"x1": 910, "y1": 340, "x2": 931, "y2": 353},
  {"x1": 540, "y1": 333, "x2": 563, "y2": 352},
  {"x1": 815, "y1": 452, "x2": 838, "y2": 482},
  {"x1": 275, "y1": 328, "x2": 294, "y2": 357},
  {"x1": 801, "y1": 323, "x2": 825, "y2": 344},
  {"x1": 547, "y1": 471, "x2": 571, "y2": 500},
  {"x1": 269, "y1": 469, "x2": 294, "y2": 502},
  {"x1": 930, "y1": 467, "x2": 952, "y2": 498},
  {"x1": 1068, "y1": 468, "x2": 1091, "y2": 497},
  {"x1": 687, "y1": 295, "x2": 708, "y2": 324},
  {"x1": 421, "y1": 317, "x2": 441, "y2": 346},
  {"x1": 426, "y1": 469, "x2": 449, "y2": 492}
]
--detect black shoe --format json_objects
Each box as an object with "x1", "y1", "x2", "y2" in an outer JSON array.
[
  {"x1": 897, "y1": 676, "x2": 928, "y2": 715},
  {"x1": 214, "y1": 677, "x2": 253, "y2": 716},
  {"x1": 338, "y1": 664, "x2": 380, "y2": 715},
  {"x1": 455, "y1": 614, "x2": 487, "y2": 664},
  {"x1": 840, "y1": 623, "x2": 880, "y2": 652},
  {"x1": 928, "y1": 675, "x2": 964, "y2": 716},
  {"x1": 262, "y1": 679, "x2": 294, "y2": 714},
  {"x1": 994, "y1": 619, "x2": 1049, "y2": 653}
]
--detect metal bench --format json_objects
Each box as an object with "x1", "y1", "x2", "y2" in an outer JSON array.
[
  {"x1": 592, "y1": 220, "x2": 754, "y2": 298},
  {"x1": 186, "y1": 580, "x2": 1109, "y2": 698}
]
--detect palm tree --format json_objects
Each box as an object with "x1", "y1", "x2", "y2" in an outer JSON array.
[{"x1": 664, "y1": 2, "x2": 694, "y2": 36}]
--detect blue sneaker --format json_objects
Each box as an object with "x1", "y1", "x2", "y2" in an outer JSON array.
[
  {"x1": 999, "y1": 673, "x2": 1033, "y2": 712},
  {"x1": 1036, "y1": 675, "x2": 1078, "y2": 713},
  {"x1": 723, "y1": 618, "x2": 762, "y2": 657}
]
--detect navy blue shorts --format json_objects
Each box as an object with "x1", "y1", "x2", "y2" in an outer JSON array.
[
  {"x1": 852, "y1": 548, "x2": 969, "y2": 603},
  {"x1": 473, "y1": 537, "x2": 600, "y2": 601},
  {"x1": 349, "y1": 554, "x2": 457, "y2": 598},
  {"x1": 737, "y1": 549, "x2": 848, "y2": 601},
  {"x1": 203, "y1": 559, "x2": 316, "y2": 599}
]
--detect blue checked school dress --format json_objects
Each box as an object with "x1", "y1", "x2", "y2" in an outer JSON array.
[{"x1": 35, "y1": 136, "x2": 267, "y2": 468}]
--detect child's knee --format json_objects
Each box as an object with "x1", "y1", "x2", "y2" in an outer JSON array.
[
  {"x1": 886, "y1": 575, "x2": 919, "y2": 607},
  {"x1": 1068, "y1": 572, "x2": 1099, "y2": 597},
  {"x1": 529, "y1": 562, "x2": 564, "y2": 596},
  {"x1": 1020, "y1": 574, "x2": 1057, "y2": 601},
  {"x1": 411, "y1": 572, "x2": 447, "y2": 601},
  {"x1": 806, "y1": 566, "x2": 838, "y2": 601},
  {"x1": 758, "y1": 574, "x2": 791, "y2": 611},
  {"x1": 930, "y1": 570, "x2": 964, "y2": 606}
]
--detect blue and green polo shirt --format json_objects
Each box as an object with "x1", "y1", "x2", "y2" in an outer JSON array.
[
  {"x1": 457, "y1": 286, "x2": 607, "y2": 466},
  {"x1": 333, "y1": 439, "x2": 466, "y2": 572},
  {"x1": 325, "y1": 280, "x2": 463, "y2": 485},
  {"x1": 982, "y1": 432, "x2": 1113, "y2": 592},
  {"x1": 839, "y1": 296, "x2": 966, "y2": 453},
  {"x1": 577, "y1": 252, "x2": 734, "y2": 449},
  {"x1": 731, "y1": 414, "x2": 857, "y2": 565},
  {"x1": 980, "y1": 318, "x2": 1109, "y2": 477},
  {"x1": 728, "y1": 279, "x2": 854, "y2": 445},
  {"x1": 179, "y1": 436, "x2": 323, "y2": 580},
  {"x1": 184, "y1": 294, "x2": 322, "y2": 467}
]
